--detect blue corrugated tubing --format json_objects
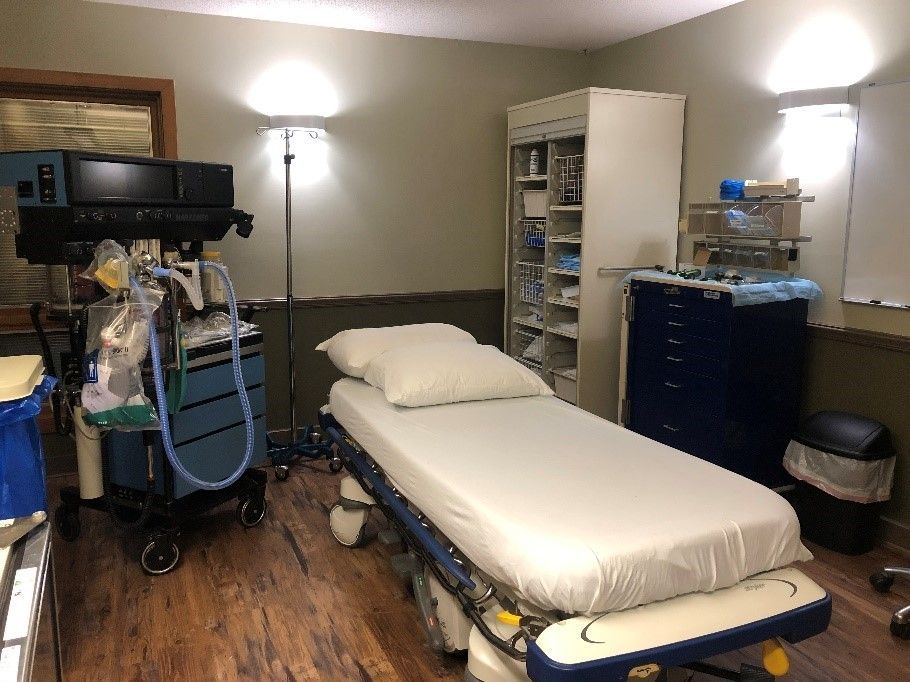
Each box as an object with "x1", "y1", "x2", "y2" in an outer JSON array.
[{"x1": 131, "y1": 261, "x2": 254, "y2": 490}]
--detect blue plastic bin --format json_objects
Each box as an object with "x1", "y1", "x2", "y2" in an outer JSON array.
[{"x1": 0, "y1": 375, "x2": 56, "y2": 519}]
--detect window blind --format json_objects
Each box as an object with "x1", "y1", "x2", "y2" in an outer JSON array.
[{"x1": 0, "y1": 97, "x2": 154, "y2": 305}]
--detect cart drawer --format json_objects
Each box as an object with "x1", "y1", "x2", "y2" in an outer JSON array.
[
  {"x1": 171, "y1": 386, "x2": 266, "y2": 445},
  {"x1": 172, "y1": 416, "x2": 267, "y2": 498},
  {"x1": 182, "y1": 354, "x2": 265, "y2": 406}
]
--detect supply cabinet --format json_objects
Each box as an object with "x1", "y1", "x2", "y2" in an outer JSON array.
[
  {"x1": 505, "y1": 88, "x2": 685, "y2": 418},
  {"x1": 620, "y1": 275, "x2": 808, "y2": 487}
]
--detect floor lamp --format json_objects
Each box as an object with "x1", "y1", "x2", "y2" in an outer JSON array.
[{"x1": 257, "y1": 115, "x2": 337, "y2": 480}]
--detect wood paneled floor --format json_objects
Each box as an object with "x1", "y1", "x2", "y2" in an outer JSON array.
[{"x1": 47, "y1": 465, "x2": 909, "y2": 681}]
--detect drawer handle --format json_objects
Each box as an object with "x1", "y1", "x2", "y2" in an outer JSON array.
[
  {"x1": 662, "y1": 424, "x2": 680, "y2": 432},
  {"x1": 667, "y1": 321, "x2": 685, "y2": 327},
  {"x1": 664, "y1": 382, "x2": 682, "y2": 389},
  {"x1": 667, "y1": 338, "x2": 684, "y2": 345},
  {"x1": 668, "y1": 303, "x2": 685, "y2": 309},
  {"x1": 666, "y1": 356, "x2": 684, "y2": 362}
]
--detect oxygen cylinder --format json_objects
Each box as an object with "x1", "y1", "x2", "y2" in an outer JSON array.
[{"x1": 74, "y1": 406, "x2": 104, "y2": 499}]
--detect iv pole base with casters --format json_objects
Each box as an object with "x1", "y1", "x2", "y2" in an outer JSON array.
[{"x1": 257, "y1": 118, "x2": 341, "y2": 481}]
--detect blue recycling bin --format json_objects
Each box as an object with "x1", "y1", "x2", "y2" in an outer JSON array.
[{"x1": 0, "y1": 375, "x2": 56, "y2": 519}]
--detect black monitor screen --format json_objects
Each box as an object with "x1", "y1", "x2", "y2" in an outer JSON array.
[{"x1": 77, "y1": 159, "x2": 176, "y2": 201}]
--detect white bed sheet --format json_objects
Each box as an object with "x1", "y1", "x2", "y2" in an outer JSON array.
[{"x1": 330, "y1": 378, "x2": 812, "y2": 615}]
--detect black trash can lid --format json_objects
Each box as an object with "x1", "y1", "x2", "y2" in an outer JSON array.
[{"x1": 794, "y1": 410, "x2": 894, "y2": 461}]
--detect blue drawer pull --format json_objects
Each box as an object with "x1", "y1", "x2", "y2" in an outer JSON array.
[
  {"x1": 667, "y1": 338, "x2": 684, "y2": 345},
  {"x1": 664, "y1": 381, "x2": 682, "y2": 388},
  {"x1": 666, "y1": 356, "x2": 684, "y2": 362},
  {"x1": 668, "y1": 321, "x2": 685, "y2": 327},
  {"x1": 662, "y1": 424, "x2": 680, "y2": 432}
]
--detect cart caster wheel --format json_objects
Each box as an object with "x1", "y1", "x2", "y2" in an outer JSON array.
[
  {"x1": 870, "y1": 572, "x2": 894, "y2": 593},
  {"x1": 891, "y1": 619, "x2": 910, "y2": 639},
  {"x1": 141, "y1": 538, "x2": 180, "y2": 575},
  {"x1": 329, "y1": 503, "x2": 369, "y2": 548},
  {"x1": 329, "y1": 457, "x2": 343, "y2": 474},
  {"x1": 275, "y1": 465, "x2": 290, "y2": 482},
  {"x1": 54, "y1": 505, "x2": 80, "y2": 542},
  {"x1": 238, "y1": 497, "x2": 267, "y2": 527}
]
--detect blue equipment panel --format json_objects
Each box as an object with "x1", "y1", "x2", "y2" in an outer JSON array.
[
  {"x1": 107, "y1": 352, "x2": 266, "y2": 499},
  {"x1": 625, "y1": 278, "x2": 808, "y2": 487},
  {"x1": 0, "y1": 151, "x2": 68, "y2": 207}
]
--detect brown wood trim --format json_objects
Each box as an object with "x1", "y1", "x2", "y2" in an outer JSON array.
[
  {"x1": 242, "y1": 288, "x2": 505, "y2": 309},
  {"x1": 0, "y1": 305, "x2": 67, "y2": 335},
  {"x1": 808, "y1": 322, "x2": 910, "y2": 354},
  {"x1": 0, "y1": 67, "x2": 178, "y2": 158}
]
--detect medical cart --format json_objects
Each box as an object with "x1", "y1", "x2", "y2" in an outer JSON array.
[
  {"x1": 620, "y1": 274, "x2": 811, "y2": 488},
  {"x1": 54, "y1": 331, "x2": 268, "y2": 575}
]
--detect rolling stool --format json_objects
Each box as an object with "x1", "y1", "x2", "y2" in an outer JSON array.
[{"x1": 870, "y1": 568, "x2": 910, "y2": 639}]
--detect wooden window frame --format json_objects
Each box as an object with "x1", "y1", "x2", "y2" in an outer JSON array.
[{"x1": 0, "y1": 67, "x2": 178, "y2": 158}]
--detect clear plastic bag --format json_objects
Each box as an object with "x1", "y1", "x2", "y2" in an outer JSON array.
[
  {"x1": 181, "y1": 312, "x2": 258, "y2": 349},
  {"x1": 80, "y1": 285, "x2": 164, "y2": 430}
]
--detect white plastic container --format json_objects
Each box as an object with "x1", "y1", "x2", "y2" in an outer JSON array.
[
  {"x1": 554, "y1": 373, "x2": 577, "y2": 404},
  {"x1": 522, "y1": 190, "x2": 548, "y2": 218}
]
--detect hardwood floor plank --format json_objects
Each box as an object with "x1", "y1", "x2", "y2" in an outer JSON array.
[{"x1": 45, "y1": 469, "x2": 909, "y2": 681}]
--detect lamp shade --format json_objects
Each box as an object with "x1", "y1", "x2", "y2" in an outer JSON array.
[
  {"x1": 267, "y1": 114, "x2": 326, "y2": 132},
  {"x1": 778, "y1": 87, "x2": 849, "y2": 115}
]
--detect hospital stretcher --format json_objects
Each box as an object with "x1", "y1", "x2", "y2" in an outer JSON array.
[{"x1": 320, "y1": 379, "x2": 831, "y2": 681}]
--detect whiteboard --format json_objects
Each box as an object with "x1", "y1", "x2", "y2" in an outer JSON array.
[{"x1": 844, "y1": 81, "x2": 910, "y2": 309}]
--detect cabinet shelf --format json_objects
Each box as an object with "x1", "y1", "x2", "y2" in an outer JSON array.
[
  {"x1": 512, "y1": 316, "x2": 543, "y2": 330},
  {"x1": 550, "y1": 205, "x2": 583, "y2": 212},
  {"x1": 549, "y1": 267, "x2": 580, "y2": 277},
  {"x1": 547, "y1": 325, "x2": 578, "y2": 340},
  {"x1": 515, "y1": 175, "x2": 548, "y2": 182},
  {"x1": 548, "y1": 296, "x2": 579, "y2": 309},
  {"x1": 549, "y1": 235, "x2": 582, "y2": 244}
]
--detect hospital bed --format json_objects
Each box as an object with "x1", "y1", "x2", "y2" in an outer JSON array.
[{"x1": 320, "y1": 378, "x2": 831, "y2": 681}]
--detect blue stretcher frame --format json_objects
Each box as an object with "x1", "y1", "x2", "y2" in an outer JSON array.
[{"x1": 321, "y1": 414, "x2": 832, "y2": 681}]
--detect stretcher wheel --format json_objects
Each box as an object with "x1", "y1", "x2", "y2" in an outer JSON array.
[
  {"x1": 870, "y1": 571, "x2": 894, "y2": 593},
  {"x1": 329, "y1": 457, "x2": 343, "y2": 474},
  {"x1": 54, "y1": 505, "x2": 80, "y2": 542},
  {"x1": 141, "y1": 538, "x2": 180, "y2": 575},
  {"x1": 275, "y1": 465, "x2": 290, "y2": 481},
  {"x1": 329, "y1": 504, "x2": 369, "y2": 548},
  {"x1": 238, "y1": 497, "x2": 268, "y2": 527},
  {"x1": 891, "y1": 619, "x2": 910, "y2": 639}
]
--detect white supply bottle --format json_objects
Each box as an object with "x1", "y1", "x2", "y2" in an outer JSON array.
[{"x1": 529, "y1": 148, "x2": 539, "y2": 176}]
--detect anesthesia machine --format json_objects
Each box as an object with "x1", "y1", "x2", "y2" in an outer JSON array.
[{"x1": 0, "y1": 150, "x2": 331, "y2": 574}]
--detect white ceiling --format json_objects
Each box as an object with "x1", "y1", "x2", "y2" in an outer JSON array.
[{"x1": 90, "y1": 0, "x2": 744, "y2": 50}]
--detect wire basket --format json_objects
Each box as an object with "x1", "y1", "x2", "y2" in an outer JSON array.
[
  {"x1": 513, "y1": 355, "x2": 543, "y2": 376},
  {"x1": 517, "y1": 261, "x2": 545, "y2": 305},
  {"x1": 512, "y1": 329, "x2": 543, "y2": 374},
  {"x1": 557, "y1": 154, "x2": 584, "y2": 204},
  {"x1": 523, "y1": 219, "x2": 546, "y2": 247}
]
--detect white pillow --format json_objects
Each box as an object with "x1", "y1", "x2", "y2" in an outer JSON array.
[
  {"x1": 364, "y1": 342, "x2": 554, "y2": 407},
  {"x1": 315, "y1": 323, "x2": 476, "y2": 377}
]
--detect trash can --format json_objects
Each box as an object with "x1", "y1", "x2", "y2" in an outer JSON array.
[
  {"x1": 784, "y1": 410, "x2": 895, "y2": 555},
  {"x1": 0, "y1": 356, "x2": 56, "y2": 520}
]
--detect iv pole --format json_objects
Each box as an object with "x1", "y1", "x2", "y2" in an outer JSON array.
[
  {"x1": 257, "y1": 114, "x2": 337, "y2": 480},
  {"x1": 282, "y1": 127, "x2": 298, "y2": 442}
]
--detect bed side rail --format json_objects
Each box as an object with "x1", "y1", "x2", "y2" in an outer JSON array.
[{"x1": 325, "y1": 425, "x2": 476, "y2": 591}]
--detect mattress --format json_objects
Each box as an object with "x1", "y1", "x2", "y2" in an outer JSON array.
[{"x1": 330, "y1": 378, "x2": 812, "y2": 615}]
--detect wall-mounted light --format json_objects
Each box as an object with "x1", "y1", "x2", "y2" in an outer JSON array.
[{"x1": 778, "y1": 86, "x2": 849, "y2": 116}]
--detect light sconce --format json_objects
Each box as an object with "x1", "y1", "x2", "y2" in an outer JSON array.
[{"x1": 778, "y1": 86, "x2": 849, "y2": 116}]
